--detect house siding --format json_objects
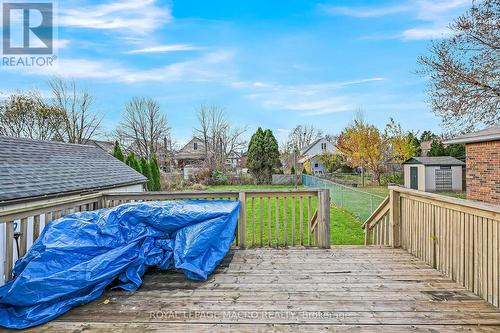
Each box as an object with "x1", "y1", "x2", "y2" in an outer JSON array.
[
  {"x1": 303, "y1": 139, "x2": 336, "y2": 156},
  {"x1": 466, "y1": 140, "x2": 500, "y2": 204}
]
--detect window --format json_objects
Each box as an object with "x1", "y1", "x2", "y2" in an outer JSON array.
[
  {"x1": 193, "y1": 142, "x2": 198, "y2": 150},
  {"x1": 321, "y1": 143, "x2": 327, "y2": 150},
  {"x1": 314, "y1": 163, "x2": 319, "y2": 168}
]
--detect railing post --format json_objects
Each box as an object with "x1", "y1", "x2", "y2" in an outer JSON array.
[
  {"x1": 238, "y1": 192, "x2": 246, "y2": 249},
  {"x1": 389, "y1": 188, "x2": 401, "y2": 248},
  {"x1": 5, "y1": 221, "x2": 14, "y2": 281},
  {"x1": 364, "y1": 226, "x2": 371, "y2": 245},
  {"x1": 318, "y1": 189, "x2": 331, "y2": 249},
  {"x1": 98, "y1": 194, "x2": 106, "y2": 209}
]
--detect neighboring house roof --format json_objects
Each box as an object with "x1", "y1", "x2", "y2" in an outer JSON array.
[
  {"x1": 0, "y1": 136, "x2": 147, "y2": 204},
  {"x1": 174, "y1": 137, "x2": 207, "y2": 160},
  {"x1": 403, "y1": 156, "x2": 465, "y2": 166},
  {"x1": 444, "y1": 125, "x2": 500, "y2": 145},
  {"x1": 83, "y1": 139, "x2": 115, "y2": 154},
  {"x1": 300, "y1": 138, "x2": 322, "y2": 156},
  {"x1": 300, "y1": 137, "x2": 336, "y2": 156},
  {"x1": 419, "y1": 140, "x2": 432, "y2": 154},
  {"x1": 298, "y1": 154, "x2": 316, "y2": 164}
]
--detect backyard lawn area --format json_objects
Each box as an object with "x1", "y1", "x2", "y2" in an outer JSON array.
[
  {"x1": 206, "y1": 184, "x2": 365, "y2": 245},
  {"x1": 361, "y1": 185, "x2": 466, "y2": 199}
]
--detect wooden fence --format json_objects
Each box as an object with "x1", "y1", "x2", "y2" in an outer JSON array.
[
  {"x1": 364, "y1": 186, "x2": 500, "y2": 308},
  {"x1": 0, "y1": 189, "x2": 330, "y2": 282}
]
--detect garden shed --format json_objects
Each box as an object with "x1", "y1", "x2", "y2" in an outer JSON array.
[{"x1": 402, "y1": 156, "x2": 465, "y2": 192}]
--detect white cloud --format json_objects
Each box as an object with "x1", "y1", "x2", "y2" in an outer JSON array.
[
  {"x1": 321, "y1": 0, "x2": 472, "y2": 40},
  {"x1": 232, "y1": 78, "x2": 384, "y2": 117},
  {"x1": 53, "y1": 39, "x2": 70, "y2": 49},
  {"x1": 401, "y1": 27, "x2": 453, "y2": 40},
  {"x1": 125, "y1": 44, "x2": 200, "y2": 54},
  {"x1": 6, "y1": 51, "x2": 235, "y2": 84},
  {"x1": 319, "y1": 4, "x2": 410, "y2": 18},
  {"x1": 59, "y1": 0, "x2": 171, "y2": 34}
]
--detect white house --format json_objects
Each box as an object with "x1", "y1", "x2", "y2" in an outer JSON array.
[
  {"x1": 0, "y1": 136, "x2": 147, "y2": 285},
  {"x1": 298, "y1": 138, "x2": 336, "y2": 176},
  {"x1": 402, "y1": 156, "x2": 465, "y2": 192}
]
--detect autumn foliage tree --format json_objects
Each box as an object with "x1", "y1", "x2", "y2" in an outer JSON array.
[
  {"x1": 336, "y1": 116, "x2": 387, "y2": 184},
  {"x1": 384, "y1": 118, "x2": 421, "y2": 163}
]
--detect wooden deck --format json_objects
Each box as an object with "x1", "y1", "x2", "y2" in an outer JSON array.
[{"x1": 25, "y1": 247, "x2": 500, "y2": 332}]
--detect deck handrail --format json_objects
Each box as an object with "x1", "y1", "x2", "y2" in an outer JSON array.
[
  {"x1": 362, "y1": 196, "x2": 390, "y2": 230},
  {"x1": 364, "y1": 186, "x2": 500, "y2": 309},
  {"x1": 0, "y1": 189, "x2": 331, "y2": 283}
]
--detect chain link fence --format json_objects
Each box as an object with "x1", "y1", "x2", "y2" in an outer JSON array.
[{"x1": 302, "y1": 174, "x2": 387, "y2": 221}]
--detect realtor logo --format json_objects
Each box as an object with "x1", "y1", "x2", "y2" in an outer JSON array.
[{"x1": 2, "y1": 2, "x2": 53, "y2": 55}]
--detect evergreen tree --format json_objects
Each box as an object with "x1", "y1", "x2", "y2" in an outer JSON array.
[
  {"x1": 247, "y1": 128, "x2": 281, "y2": 183},
  {"x1": 112, "y1": 141, "x2": 124, "y2": 162},
  {"x1": 263, "y1": 129, "x2": 281, "y2": 182},
  {"x1": 428, "y1": 139, "x2": 465, "y2": 159},
  {"x1": 428, "y1": 139, "x2": 448, "y2": 157},
  {"x1": 247, "y1": 128, "x2": 266, "y2": 183},
  {"x1": 150, "y1": 155, "x2": 161, "y2": 191},
  {"x1": 125, "y1": 152, "x2": 142, "y2": 174},
  {"x1": 140, "y1": 157, "x2": 153, "y2": 191},
  {"x1": 446, "y1": 144, "x2": 465, "y2": 159}
]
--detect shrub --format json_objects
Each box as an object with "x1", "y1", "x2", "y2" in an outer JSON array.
[
  {"x1": 160, "y1": 172, "x2": 188, "y2": 191},
  {"x1": 381, "y1": 173, "x2": 403, "y2": 185},
  {"x1": 189, "y1": 183, "x2": 208, "y2": 191},
  {"x1": 211, "y1": 170, "x2": 228, "y2": 185},
  {"x1": 190, "y1": 168, "x2": 212, "y2": 185}
]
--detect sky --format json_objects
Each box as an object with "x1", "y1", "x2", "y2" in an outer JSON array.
[{"x1": 0, "y1": 0, "x2": 474, "y2": 146}]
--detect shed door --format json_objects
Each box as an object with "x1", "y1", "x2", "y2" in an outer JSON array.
[
  {"x1": 410, "y1": 167, "x2": 418, "y2": 190},
  {"x1": 435, "y1": 167, "x2": 452, "y2": 191}
]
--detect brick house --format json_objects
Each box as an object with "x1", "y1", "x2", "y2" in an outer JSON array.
[{"x1": 445, "y1": 125, "x2": 500, "y2": 205}]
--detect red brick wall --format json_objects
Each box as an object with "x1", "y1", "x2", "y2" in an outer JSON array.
[{"x1": 466, "y1": 140, "x2": 500, "y2": 204}]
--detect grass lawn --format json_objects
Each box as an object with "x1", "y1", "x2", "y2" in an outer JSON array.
[
  {"x1": 206, "y1": 184, "x2": 364, "y2": 246},
  {"x1": 362, "y1": 186, "x2": 390, "y2": 197},
  {"x1": 357, "y1": 185, "x2": 466, "y2": 200}
]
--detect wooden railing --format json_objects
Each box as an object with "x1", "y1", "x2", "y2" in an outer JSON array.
[
  {"x1": 364, "y1": 186, "x2": 500, "y2": 308},
  {"x1": 363, "y1": 196, "x2": 390, "y2": 246},
  {"x1": 0, "y1": 189, "x2": 330, "y2": 283},
  {"x1": 102, "y1": 189, "x2": 331, "y2": 249}
]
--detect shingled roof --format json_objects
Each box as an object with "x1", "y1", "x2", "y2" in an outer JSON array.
[
  {"x1": 0, "y1": 136, "x2": 147, "y2": 203},
  {"x1": 403, "y1": 156, "x2": 465, "y2": 166},
  {"x1": 444, "y1": 125, "x2": 500, "y2": 145}
]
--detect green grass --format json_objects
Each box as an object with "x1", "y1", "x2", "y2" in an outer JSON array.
[
  {"x1": 205, "y1": 184, "x2": 364, "y2": 246},
  {"x1": 207, "y1": 184, "x2": 303, "y2": 191},
  {"x1": 361, "y1": 186, "x2": 390, "y2": 197}
]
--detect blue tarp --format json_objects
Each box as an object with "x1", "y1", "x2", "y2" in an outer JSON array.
[{"x1": 0, "y1": 200, "x2": 240, "y2": 329}]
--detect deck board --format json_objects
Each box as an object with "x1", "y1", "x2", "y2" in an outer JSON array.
[{"x1": 21, "y1": 247, "x2": 500, "y2": 332}]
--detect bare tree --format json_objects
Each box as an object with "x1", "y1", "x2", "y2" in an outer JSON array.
[
  {"x1": 418, "y1": 0, "x2": 499, "y2": 132},
  {"x1": 0, "y1": 90, "x2": 65, "y2": 140},
  {"x1": 49, "y1": 77, "x2": 102, "y2": 143},
  {"x1": 194, "y1": 104, "x2": 246, "y2": 169},
  {"x1": 117, "y1": 97, "x2": 170, "y2": 160},
  {"x1": 285, "y1": 124, "x2": 323, "y2": 153}
]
